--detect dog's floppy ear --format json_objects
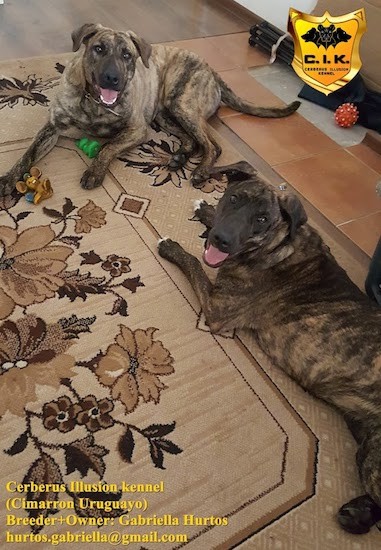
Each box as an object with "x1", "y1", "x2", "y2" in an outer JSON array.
[
  {"x1": 210, "y1": 161, "x2": 257, "y2": 185},
  {"x1": 278, "y1": 193, "x2": 308, "y2": 240},
  {"x1": 129, "y1": 32, "x2": 152, "y2": 68},
  {"x1": 72, "y1": 23, "x2": 102, "y2": 52}
]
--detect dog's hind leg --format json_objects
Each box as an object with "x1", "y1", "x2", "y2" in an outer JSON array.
[
  {"x1": 338, "y1": 426, "x2": 381, "y2": 533},
  {"x1": 210, "y1": 135, "x2": 222, "y2": 160},
  {"x1": 337, "y1": 417, "x2": 381, "y2": 534},
  {"x1": 185, "y1": 120, "x2": 219, "y2": 185},
  {"x1": 357, "y1": 429, "x2": 381, "y2": 507},
  {"x1": 0, "y1": 121, "x2": 60, "y2": 196},
  {"x1": 167, "y1": 109, "x2": 220, "y2": 185},
  {"x1": 154, "y1": 110, "x2": 195, "y2": 169}
]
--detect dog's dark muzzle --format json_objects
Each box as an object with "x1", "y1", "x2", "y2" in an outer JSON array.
[
  {"x1": 94, "y1": 58, "x2": 124, "y2": 106},
  {"x1": 209, "y1": 226, "x2": 232, "y2": 254},
  {"x1": 203, "y1": 218, "x2": 243, "y2": 268},
  {"x1": 98, "y1": 59, "x2": 123, "y2": 91}
]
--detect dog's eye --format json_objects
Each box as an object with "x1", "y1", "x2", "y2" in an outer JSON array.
[
  {"x1": 257, "y1": 215, "x2": 268, "y2": 224},
  {"x1": 230, "y1": 195, "x2": 238, "y2": 204},
  {"x1": 122, "y1": 50, "x2": 131, "y2": 60},
  {"x1": 93, "y1": 44, "x2": 104, "y2": 54}
]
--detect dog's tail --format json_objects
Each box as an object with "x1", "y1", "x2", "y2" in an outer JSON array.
[{"x1": 215, "y1": 72, "x2": 300, "y2": 118}]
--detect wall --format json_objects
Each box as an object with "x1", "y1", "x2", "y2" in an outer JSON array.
[{"x1": 236, "y1": 0, "x2": 317, "y2": 31}]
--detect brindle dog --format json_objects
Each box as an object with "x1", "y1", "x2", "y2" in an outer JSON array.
[
  {"x1": 158, "y1": 161, "x2": 381, "y2": 535},
  {"x1": 0, "y1": 23, "x2": 300, "y2": 196}
]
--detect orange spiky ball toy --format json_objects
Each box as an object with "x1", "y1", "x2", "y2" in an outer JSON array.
[{"x1": 334, "y1": 103, "x2": 359, "y2": 128}]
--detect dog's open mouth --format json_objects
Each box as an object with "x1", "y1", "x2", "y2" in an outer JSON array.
[
  {"x1": 97, "y1": 87, "x2": 119, "y2": 106},
  {"x1": 203, "y1": 243, "x2": 229, "y2": 268}
]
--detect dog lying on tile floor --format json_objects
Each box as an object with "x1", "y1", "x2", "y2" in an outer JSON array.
[
  {"x1": 0, "y1": 23, "x2": 300, "y2": 196},
  {"x1": 158, "y1": 161, "x2": 381, "y2": 535}
]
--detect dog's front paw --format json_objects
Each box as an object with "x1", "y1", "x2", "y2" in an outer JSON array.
[
  {"x1": 0, "y1": 175, "x2": 16, "y2": 197},
  {"x1": 158, "y1": 238, "x2": 185, "y2": 263},
  {"x1": 193, "y1": 199, "x2": 207, "y2": 215},
  {"x1": 194, "y1": 199, "x2": 214, "y2": 221},
  {"x1": 80, "y1": 169, "x2": 104, "y2": 190},
  {"x1": 193, "y1": 199, "x2": 215, "y2": 227}
]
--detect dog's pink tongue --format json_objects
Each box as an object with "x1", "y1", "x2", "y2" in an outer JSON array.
[
  {"x1": 99, "y1": 88, "x2": 119, "y2": 105},
  {"x1": 203, "y1": 244, "x2": 229, "y2": 267}
]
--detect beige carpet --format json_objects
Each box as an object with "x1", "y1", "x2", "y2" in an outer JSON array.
[{"x1": 0, "y1": 54, "x2": 378, "y2": 549}]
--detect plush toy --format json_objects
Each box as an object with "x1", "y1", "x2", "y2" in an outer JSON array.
[
  {"x1": 16, "y1": 166, "x2": 53, "y2": 204},
  {"x1": 334, "y1": 103, "x2": 359, "y2": 128},
  {"x1": 76, "y1": 137, "x2": 101, "y2": 158}
]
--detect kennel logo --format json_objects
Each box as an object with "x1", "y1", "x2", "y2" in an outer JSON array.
[{"x1": 288, "y1": 8, "x2": 366, "y2": 95}]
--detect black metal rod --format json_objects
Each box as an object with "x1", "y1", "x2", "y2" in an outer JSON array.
[{"x1": 249, "y1": 21, "x2": 294, "y2": 66}]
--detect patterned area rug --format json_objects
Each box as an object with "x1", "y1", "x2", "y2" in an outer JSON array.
[{"x1": 0, "y1": 54, "x2": 378, "y2": 549}]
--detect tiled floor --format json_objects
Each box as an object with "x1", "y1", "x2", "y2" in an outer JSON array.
[
  {"x1": 223, "y1": 113, "x2": 341, "y2": 166},
  {"x1": 249, "y1": 62, "x2": 367, "y2": 147},
  {"x1": 339, "y1": 212, "x2": 381, "y2": 257},
  {"x1": 275, "y1": 149, "x2": 381, "y2": 225},
  {"x1": 164, "y1": 32, "x2": 381, "y2": 258}
]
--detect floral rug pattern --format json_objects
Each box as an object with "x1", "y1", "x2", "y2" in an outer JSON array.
[
  {"x1": 0, "y1": 195, "x2": 145, "y2": 319},
  {"x1": 119, "y1": 137, "x2": 228, "y2": 194},
  {"x1": 0, "y1": 63, "x2": 63, "y2": 110},
  {"x1": 0, "y1": 192, "x2": 182, "y2": 530}
]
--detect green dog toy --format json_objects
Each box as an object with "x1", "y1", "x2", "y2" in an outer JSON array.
[{"x1": 76, "y1": 137, "x2": 101, "y2": 158}]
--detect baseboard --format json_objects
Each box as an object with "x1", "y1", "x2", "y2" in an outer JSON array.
[
  {"x1": 213, "y1": 0, "x2": 263, "y2": 27},
  {"x1": 362, "y1": 130, "x2": 381, "y2": 156}
]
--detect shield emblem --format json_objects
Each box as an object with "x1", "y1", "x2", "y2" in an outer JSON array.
[{"x1": 288, "y1": 9, "x2": 366, "y2": 95}]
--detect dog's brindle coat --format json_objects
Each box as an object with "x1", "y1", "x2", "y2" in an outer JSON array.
[
  {"x1": 158, "y1": 161, "x2": 381, "y2": 535},
  {"x1": 0, "y1": 24, "x2": 300, "y2": 196}
]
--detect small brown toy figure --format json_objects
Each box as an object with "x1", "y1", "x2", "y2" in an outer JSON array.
[{"x1": 16, "y1": 166, "x2": 53, "y2": 204}]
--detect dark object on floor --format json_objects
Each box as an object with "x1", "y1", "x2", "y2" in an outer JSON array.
[
  {"x1": 249, "y1": 21, "x2": 294, "y2": 65},
  {"x1": 365, "y1": 236, "x2": 381, "y2": 305},
  {"x1": 298, "y1": 74, "x2": 381, "y2": 133}
]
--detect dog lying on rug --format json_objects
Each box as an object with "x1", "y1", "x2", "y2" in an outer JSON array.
[
  {"x1": 158, "y1": 161, "x2": 381, "y2": 535},
  {"x1": 0, "y1": 23, "x2": 300, "y2": 196}
]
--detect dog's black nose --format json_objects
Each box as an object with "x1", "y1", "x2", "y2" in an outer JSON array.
[
  {"x1": 101, "y1": 71, "x2": 119, "y2": 88},
  {"x1": 211, "y1": 230, "x2": 231, "y2": 252}
]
